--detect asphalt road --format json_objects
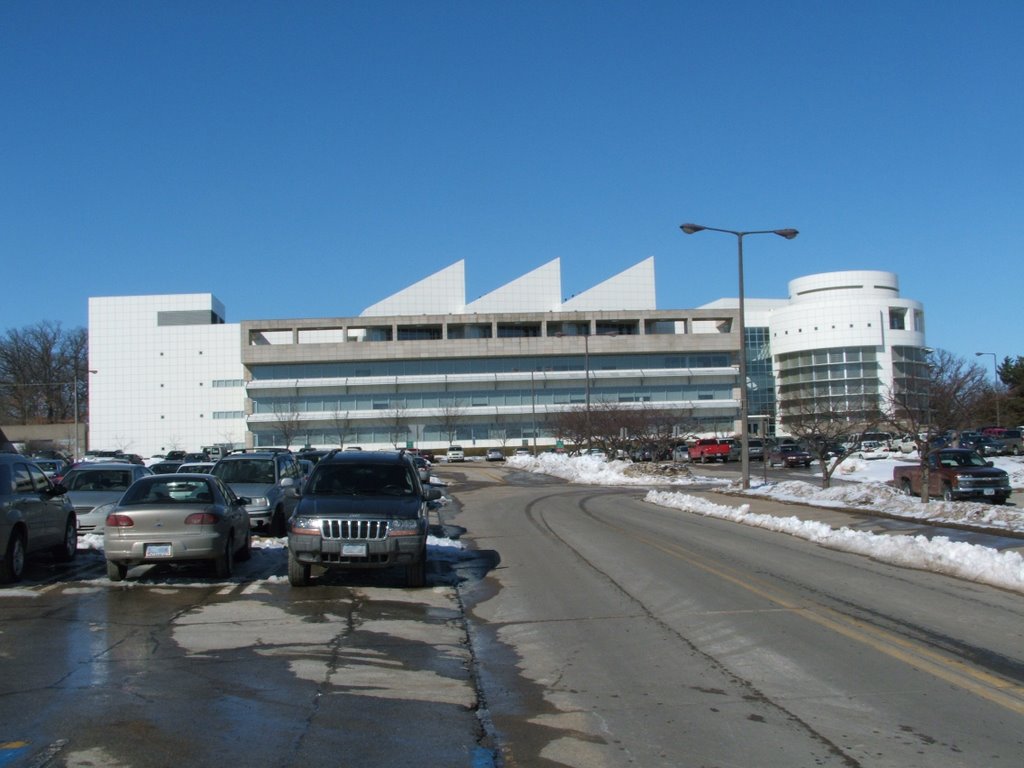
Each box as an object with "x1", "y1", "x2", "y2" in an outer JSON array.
[
  {"x1": 447, "y1": 464, "x2": 1024, "y2": 767},
  {"x1": 2, "y1": 464, "x2": 1022, "y2": 768}
]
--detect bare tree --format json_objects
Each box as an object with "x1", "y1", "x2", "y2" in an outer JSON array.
[
  {"x1": 270, "y1": 404, "x2": 303, "y2": 449},
  {"x1": 779, "y1": 395, "x2": 882, "y2": 488},
  {"x1": 547, "y1": 406, "x2": 589, "y2": 453},
  {"x1": 491, "y1": 410, "x2": 512, "y2": 451},
  {"x1": 0, "y1": 322, "x2": 87, "y2": 424},
  {"x1": 927, "y1": 349, "x2": 989, "y2": 436},
  {"x1": 884, "y1": 348, "x2": 990, "y2": 502},
  {"x1": 384, "y1": 403, "x2": 409, "y2": 448},
  {"x1": 438, "y1": 400, "x2": 466, "y2": 446},
  {"x1": 326, "y1": 411, "x2": 352, "y2": 449}
]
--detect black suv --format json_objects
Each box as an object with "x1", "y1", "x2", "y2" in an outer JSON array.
[{"x1": 286, "y1": 450, "x2": 443, "y2": 587}]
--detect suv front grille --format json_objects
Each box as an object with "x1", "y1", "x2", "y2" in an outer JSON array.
[{"x1": 320, "y1": 519, "x2": 389, "y2": 540}]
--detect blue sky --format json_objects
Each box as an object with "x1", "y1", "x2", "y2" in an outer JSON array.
[{"x1": 2, "y1": 1, "x2": 1021, "y2": 369}]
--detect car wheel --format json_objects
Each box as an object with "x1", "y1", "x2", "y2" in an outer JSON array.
[
  {"x1": 52, "y1": 515, "x2": 78, "y2": 563},
  {"x1": 1, "y1": 530, "x2": 26, "y2": 583},
  {"x1": 214, "y1": 534, "x2": 234, "y2": 579},
  {"x1": 288, "y1": 550, "x2": 310, "y2": 586},
  {"x1": 236, "y1": 527, "x2": 252, "y2": 562},
  {"x1": 901, "y1": 480, "x2": 914, "y2": 496},
  {"x1": 106, "y1": 560, "x2": 127, "y2": 582},
  {"x1": 942, "y1": 485, "x2": 954, "y2": 502}
]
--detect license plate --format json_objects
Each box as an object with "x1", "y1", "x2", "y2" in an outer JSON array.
[
  {"x1": 342, "y1": 543, "x2": 368, "y2": 557},
  {"x1": 146, "y1": 544, "x2": 172, "y2": 557},
  {"x1": 983, "y1": 489, "x2": 995, "y2": 496}
]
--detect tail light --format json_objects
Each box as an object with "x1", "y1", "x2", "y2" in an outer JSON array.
[
  {"x1": 185, "y1": 512, "x2": 219, "y2": 525},
  {"x1": 106, "y1": 513, "x2": 134, "y2": 527}
]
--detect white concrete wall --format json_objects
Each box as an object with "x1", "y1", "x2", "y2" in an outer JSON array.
[{"x1": 88, "y1": 294, "x2": 246, "y2": 458}]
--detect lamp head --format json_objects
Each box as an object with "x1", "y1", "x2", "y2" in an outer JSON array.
[
  {"x1": 679, "y1": 223, "x2": 705, "y2": 235},
  {"x1": 774, "y1": 229, "x2": 799, "y2": 240}
]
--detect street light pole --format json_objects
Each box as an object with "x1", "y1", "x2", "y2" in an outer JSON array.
[
  {"x1": 975, "y1": 351, "x2": 999, "y2": 427},
  {"x1": 73, "y1": 374, "x2": 80, "y2": 461},
  {"x1": 680, "y1": 223, "x2": 798, "y2": 490}
]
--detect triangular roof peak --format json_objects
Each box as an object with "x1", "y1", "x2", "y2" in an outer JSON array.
[
  {"x1": 561, "y1": 257, "x2": 656, "y2": 311},
  {"x1": 361, "y1": 261, "x2": 466, "y2": 316},
  {"x1": 466, "y1": 258, "x2": 562, "y2": 313}
]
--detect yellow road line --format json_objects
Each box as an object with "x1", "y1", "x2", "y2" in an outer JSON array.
[{"x1": 611, "y1": 518, "x2": 1024, "y2": 715}]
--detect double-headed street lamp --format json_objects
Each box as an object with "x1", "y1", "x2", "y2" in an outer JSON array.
[
  {"x1": 975, "y1": 351, "x2": 999, "y2": 427},
  {"x1": 680, "y1": 223, "x2": 799, "y2": 490}
]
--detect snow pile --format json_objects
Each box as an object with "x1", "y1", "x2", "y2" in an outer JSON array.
[
  {"x1": 506, "y1": 452, "x2": 729, "y2": 486},
  {"x1": 646, "y1": 490, "x2": 1024, "y2": 593},
  {"x1": 508, "y1": 452, "x2": 1024, "y2": 535}
]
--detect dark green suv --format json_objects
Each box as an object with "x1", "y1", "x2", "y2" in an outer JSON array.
[{"x1": 286, "y1": 450, "x2": 443, "y2": 587}]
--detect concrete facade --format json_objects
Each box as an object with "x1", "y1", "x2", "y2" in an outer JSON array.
[{"x1": 85, "y1": 264, "x2": 927, "y2": 457}]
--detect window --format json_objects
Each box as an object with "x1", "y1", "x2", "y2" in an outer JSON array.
[{"x1": 889, "y1": 307, "x2": 907, "y2": 330}]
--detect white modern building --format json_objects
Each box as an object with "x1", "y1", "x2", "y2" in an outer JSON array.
[
  {"x1": 87, "y1": 263, "x2": 927, "y2": 457},
  {"x1": 88, "y1": 294, "x2": 247, "y2": 457}
]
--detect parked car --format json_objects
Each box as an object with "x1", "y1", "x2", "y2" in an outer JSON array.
[
  {"x1": 80, "y1": 450, "x2": 127, "y2": 464},
  {"x1": 296, "y1": 449, "x2": 330, "y2": 466},
  {"x1": 890, "y1": 435, "x2": 918, "y2": 454},
  {"x1": 445, "y1": 445, "x2": 465, "y2": 463},
  {"x1": 688, "y1": 439, "x2": 731, "y2": 463},
  {"x1": 854, "y1": 440, "x2": 888, "y2": 460},
  {"x1": 210, "y1": 451, "x2": 302, "y2": 536},
  {"x1": 0, "y1": 453, "x2": 78, "y2": 583},
  {"x1": 718, "y1": 438, "x2": 741, "y2": 462},
  {"x1": 61, "y1": 462, "x2": 155, "y2": 535},
  {"x1": 972, "y1": 436, "x2": 1003, "y2": 457},
  {"x1": 410, "y1": 454, "x2": 432, "y2": 484},
  {"x1": 103, "y1": 473, "x2": 251, "y2": 581},
  {"x1": 513, "y1": 449, "x2": 532, "y2": 457},
  {"x1": 893, "y1": 449, "x2": 1010, "y2": 504},
  {"x1": 767, "y1": 444, "x2": 813, "y2": 468},
  {"x1": 177, "y1": 462, "x2": 215, "y2": 474},
  {"x1": 297, "y1": 459, "x2": 315, "y2": 485},
  {"x1": 286, "y1": 450, "x2": 443, "y2": 587},
  {"x1": 485, "y1": 448, "x2": 505, "y2": 462},
  {"x1": 745, "y1": 438, "x2": 765, "y2": 461},
  {"x1": 31, "y1": 458, "x2": 69, "y2": 480},
  {"x1": 987, "y1": 429, "x2": 1022, "y2": 456},
  {"x1": 150, "y1": 460, "x2": 185, "y2": 475}
]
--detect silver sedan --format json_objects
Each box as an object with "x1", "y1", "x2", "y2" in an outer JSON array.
[{"x1": 103, "y1": 474, "x2": 251, "y2": 582}]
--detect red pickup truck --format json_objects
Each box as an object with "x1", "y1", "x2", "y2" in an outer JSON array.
[
  {"x1": 892, "y1": 448, "x2": 1011, "y2": 504},
  {"x1": 687, "y1": 439, "x2": 732, "y2": 463}
]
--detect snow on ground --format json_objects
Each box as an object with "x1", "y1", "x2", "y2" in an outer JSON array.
[{"x1": 506, "y1": 452, "x2": 1024, "y2": 593}]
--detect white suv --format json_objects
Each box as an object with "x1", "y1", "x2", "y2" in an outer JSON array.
[{"x1": 445, "y1": 445, "x2": 465, "y2": 462}]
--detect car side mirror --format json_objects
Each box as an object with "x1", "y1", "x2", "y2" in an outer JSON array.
[
  {"x1": 986, "y1": 461, "x2": 994, "y2": 467},
  {"x1": 48, "y1": 483, "x2": 68, "y2": 496},
  {"x1": 424, "y1": 487, "x2": 443, "y2": 501},
  {"x1": 236, "y1": 496, "x2": 251, "y2": 505},
  {"x1": 281, "y1": 477, "x2": 295, "y2": 488}
]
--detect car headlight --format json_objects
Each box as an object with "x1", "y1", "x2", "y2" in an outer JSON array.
[
  {"x1": 388, "y1": 518, "x2": 422, "y2": 537},
  {"x1": 290, "y1": 516, "x2": 321, "y2": 536},
  {"x1": 248, "y1": 496, "x2": 269, "y2": 507}
]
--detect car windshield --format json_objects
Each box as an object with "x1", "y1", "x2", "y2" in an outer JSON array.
[
  {"x1": 64, "y1": 469, "x2": 133, "y2": 491},
  {"x1": 308, "y1": 463, "x2": 414, "y2": 496},
  {"x1": 937, "y1": 452, "x2": 989, "y2": 468},
  {"x1": 121, "y1": 478, "x2": 215, "y2": 505},
  {"x1": 213, "y1": 459, "x2": 275, "y2": 484}
]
